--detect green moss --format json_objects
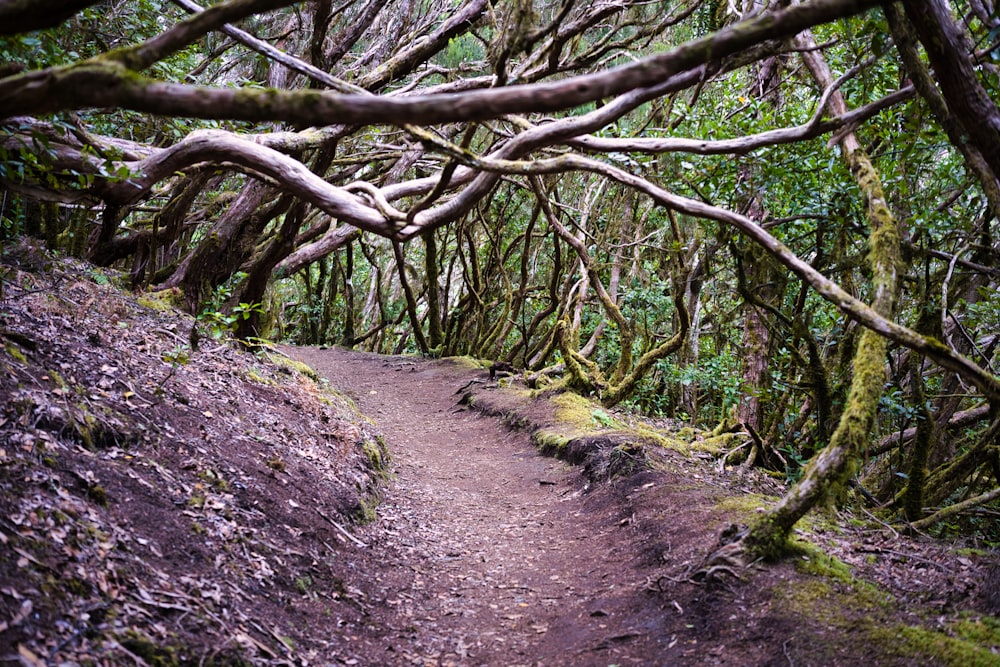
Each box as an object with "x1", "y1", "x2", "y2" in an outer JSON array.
[
  {"x1": 198, "y1": 469, "x2": 230, "y2": 492},
  {"x1": 136, "y1": 297, "x2": 174, "y2": 312},
  {"x1": 4, "y1": 343, "x2": 27, "y2": 362},
  {"x1": 119, "y1": 630, "x2": 179, "y2": 667},
  {"x1": 445, "y1": 355, "x2": 489, "y2": 370},
  {"x1": 265, "y1": 353, "x2": 321, "y2": 382},
  {"x1": 870, "y1": 624, "x2": 1000, "y2": 667},
  {"x1": 630, "y1": 423, "x2": 679, "y2": 450},
  {"x1": 777, "y1": 576, "x2": 844, "y2": 623},
  {"x1": 773, "y1": 541, "x2": 1000, "y2": 665},
  {"x1": 773, "y1": 571, "x2": 894, "y2": 662},
  {"x1": 86, "y1": 484, "x2": 108, "y2": 506},
  {"x1": 531, "y1": 428, "x2": 574, "y2": 454},
  {"x1": 715, "y1": 492, "x2": 774, "y2": 519},
  {"x1": 47, "y1": 369, "x2": 68, "y2": 389},
  {"x1": 115, "y1": 627, "x2": 250, "y2": 666},
  {"x1": 72, "y1": 410, "x2": 97, "y2": 449},
  {"x1": 361, "y1": 436, "x2": 390, "y2": 473},
  {"x1": 294, "y1": 574, "x2": 313, "y2": 594},
  {"x1": 691, "y1": 431, "x2": 746, "y2": 457},
  {"x1": 244, "y1": 368, "x2": 274, "y2": 385},
  {"x1": 792, "y1": 542, "x2": 861, "y2": 585},
  {"x1": 951, "y1": 615, "x2": 1000, "y2": 648},
  {"x1": 138, "y1": 288, "x2": 185, "y2": 311},
  {"x1": 355, "y1": 497, "x2": 379, "y2": 524},
  {"x1": 955, "y1": 547, "x2": 993, "y2": 558},
  {"x1": 675, "y1": 427, "x2": 698, "y2": 443},
  {"x1": 41, "y1": 574, "x2": 90, "y2": 599},
  {"x1": 709, "y1": 406, "x2": 739, "y2": 436},
  {"x1": 550, "y1": 391, "x2": 610, "y2": 431}
]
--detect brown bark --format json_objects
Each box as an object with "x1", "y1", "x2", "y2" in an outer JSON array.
[
  {"x1": 0, "y1": 0, "x2": 880, "y2": 124},
  {"x1": 392, "y1": 240, "x2": 429, "y2": 354},
  {"x1": 160, "y1": 180, "x2": 273, "y2": 310},
  {"x1": 886, "y1": 3, "x2": 1000, "y2": 220},
  {"x1": 0, "y1": 0, "x2": 103, "y2": 35},
  {"x1": 900, "y1": 0, "x2": 1000, "y2": 184},
  {"x1": 234, "y1": 201, "x2": 304, "y2": 339},
  {"x1": 424, "y1": 230, "x2": 444, "y2": 350},
  {"x1": 274, "y1": 225, "x2": 361, "y2": 278}
]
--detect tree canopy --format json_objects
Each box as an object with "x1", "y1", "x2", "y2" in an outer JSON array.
[{"x1": 3, "y1": 0, "x2": 1000, "y2": 558}]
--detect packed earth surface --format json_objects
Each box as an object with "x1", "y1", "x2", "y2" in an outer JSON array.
[{"x1": 1, "y1": 244, "x2": 999, "y2": 666}]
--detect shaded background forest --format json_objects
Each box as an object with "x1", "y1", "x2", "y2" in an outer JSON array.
[{"x1": 1, "y1": 0, "x2": 1000, "y2": 553}]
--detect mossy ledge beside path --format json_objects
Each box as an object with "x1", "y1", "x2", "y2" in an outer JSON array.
[{"x1": 287, "y1": 346, "x2": 1000, "y2": 667}]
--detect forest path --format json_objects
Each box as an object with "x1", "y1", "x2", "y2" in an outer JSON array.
[{"x1": 289, "y1": 346, "x2": 675, "y2": 667}]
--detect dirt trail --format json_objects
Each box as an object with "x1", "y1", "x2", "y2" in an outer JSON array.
[
  {"x1": 291, "y1": 347, "x2": 673, "y2": 666},
  {"x1": 290, "y1": 346, "x2": 1000, "y2": 667}
]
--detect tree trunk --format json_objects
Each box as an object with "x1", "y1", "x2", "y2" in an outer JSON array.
[
  {"x1": 393, "y1": 240, "x2": 429, "y2": 354},
  {"x1": 341, "y1": 242, "x2": 357, "y2": 347},
  {"x1": 900, "y1": 0, "x2": 1000, "y2": 184},
  {"x1": 423, "y1": 229, "x2": 443, "y2": 350},
  {"x1": 161, "y1": 179, "x2": 272, "y2": 311},
  {"x1": 886, "y1": 3, "x2": 1000, "y2": 221},
  {"x1": 233, "y1": 201, "x2": 303, "y2": 340},
  {"x1": 743, "y1": 33, "x2": 902, "y2": 559}
]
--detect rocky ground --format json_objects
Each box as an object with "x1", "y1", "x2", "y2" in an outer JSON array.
[{"x1": 1, "y1": 240, "x2": 998, "y2": 666}]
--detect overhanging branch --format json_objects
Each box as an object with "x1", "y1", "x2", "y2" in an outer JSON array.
[{"x1": 0, "y1": 0, "x2": 880, "y2": 123}]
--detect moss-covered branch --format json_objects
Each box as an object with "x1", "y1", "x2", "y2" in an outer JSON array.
[
  {"x1": 0, "y1": 0, "x2": 879, "y2": 123},
  {"x1": 743, "y1": 32, "x2": 903, "y2": 559},
  {"x1": 600, "y1": 294, "x2": 690, "y2": 408},
  {"x1": 0, "y1": 0, "x2": 104, "y2": 35},
  {"x1": 909, "y1": 484, "x2": 1000, "y2": 531}
]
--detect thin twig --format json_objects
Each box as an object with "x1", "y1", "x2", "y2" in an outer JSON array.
[{"x1": 315, "y1": 507, "x2": 369, "y2": 548}]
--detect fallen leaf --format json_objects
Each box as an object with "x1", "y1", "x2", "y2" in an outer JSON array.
[
  {"x1": 18, "y1": 645, "x2": 45, "y2": 667},
  {"x1": 9, "y1": 600, "x2": 32, "y2": 626}
]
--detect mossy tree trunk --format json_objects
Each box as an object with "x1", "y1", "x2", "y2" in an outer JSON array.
[
  {"x1": 233, "y1": 201, "x2": 303, "y2": 340},
  {"x1": 160, "y1": 180, "x2": 274, "y2": 312},
  {"x1": 900, "y1": 0, "x2": 1000, "y2": 185},
  {"x1": 902, "y1": 348, "x2": 934, "y2": 521},
  {"x1": 423, "y1": 229, "x2": 443, "y2": 351},
  {"x1": 886, "y1": 3, "x2": 1000, "y2": 221},
  {"x1": 341, "y1": 241, "x2": 357, "y2": 347},
  {"x1": 734, "y1": 240, "x2": 788, "y2": 434},
  {"x1": 734, "y1": 4, "x2": 786, "y2": 435},
  {"x1": 392, "y1": 239, "x2": 429, "y2": 354},
  {"x1": 533, "y1": 176, "x2": 688, "y2": 407},
  {"x1": 744, "y1": 33, "x2": 903, "y2": 560}
]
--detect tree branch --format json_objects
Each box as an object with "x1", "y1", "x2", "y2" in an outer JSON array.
[
  {"x1": 0, "y1": 0, "x2": 880, "y2": 123},
  {"x1": 0, "y1": 0, "x2": 103, "y2": 35}
]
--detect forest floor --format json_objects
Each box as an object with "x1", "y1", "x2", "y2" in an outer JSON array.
[{"x1": 1, "y1": 240, "x2": 999, "y2": 666}]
